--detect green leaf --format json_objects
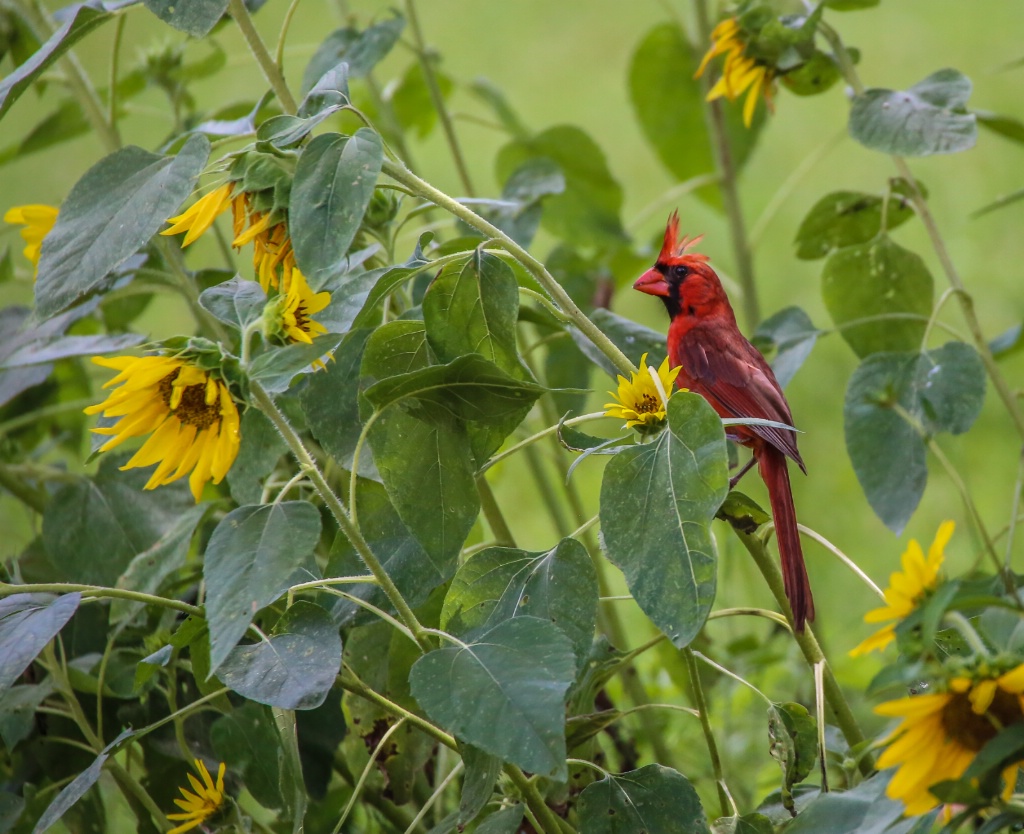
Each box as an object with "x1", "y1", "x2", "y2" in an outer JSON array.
[
  {"x1": 32, "y1": 728, "x2": 133, "y2": 834},
  {"x1": 781, "y1": 50, "x2": 842, "y2": 96},
  {"x1": 227, "y1": 408, "x2": 288, "y2": 505},
  {"x1": 42, "y1": 454, "x2": 195, "y2": 586},
  {"x1": 768, "y1": 702, "x2": 818, "y2": 815},
  {"x1": 301, "y1": 17, "x2": 404, "y2": 94},
  {"x1": 821, "y1": 235, "x2": 933, "y2": 358},
  {"x1": 784, "y1": 773, "x2": 913, "y2": 834},
  {"x1": 199, "y1": 277, "x2": 267, "y2": 330},
  {"x1": 299, "y1": 63, "x2": 350, "y2": 119},
  {"x1": 489, "y1": 158, "x2": 565, "y2": 248},
  {"x1": 0, "y1": 593, "x2": 79, "y2": 696},
  {"x1": 204, "y1": 501, "x2": 323, "y2": 673},
  {"x1": 218, "y1": 601, "x2": 341, "y2": 710},
  {"x1": 409, "y1": 616, "x2": 576, "y2": 779},
  {"x1": 751, "y1": 306, "x2": 820, "y2": 388},
  {"x1": 793, "y1": 186, "x2": 915, "y2": 260},
  {"x1": 300, "y1": 328, "x2": 378, "y2": 479},
  {"x1": 326, "y1": 479, "x2": 446, "y2": 625},
  {"x1": 628, "y1": 23, "x2": 760, "y2": 209},
  {"x1": 496, "y1": 125, "x2": 627, "y2": 248},
  {"x1": 849, "y1": 68, "x2": 977, "y2": 156},
  {"x1": 249, "y1": 333, "x2": 343, "y2": 393},
  {"x1": 599, "y1": 394, "x2": 728, "y2": 647},
  {"x1": 844, "y1": 344, "x2": 985, "y2": 533},
  {"x1": 711, "y1": 815, "x2": 774, "y2": 834},
  {"x1": 976, "y1": 110, "x2": 1024, "y2": 145},
  {"x1": 211, "y1": 702, "x2": 285, "y2": 810},
  {"x1": 1, "y1": 333, "x2": 144, "y2": 368},
  {"x1": 441, "y1": 538, "x2": 598, "y2": 669},
  {"x1": 390, "y1": 60, "x2": 453, "y2": 139},
  {"x1": 578, "y1": 764, "x2": 710, "y2": 834},
  {"x1": 0, "y1": 3, "x2": 113, "y2": 122},
  {"x1": 109, "y1": 505, "x2": 206, "y2": 626},
  {"x1": 459, "y1": 745, "x2": 503, "y2": 826},
  {"x1": 363, "y1": 354, "x2": 545, "y2": 425},
  {"x1": 35, "y1": 135, "x2": 210, "y2": 318},
  {"x1": 142, "y1": 0, "x2": 226, "y2": 37},
  {"x1": 476, "y1": 805, "x2": 525, "y2": 834},
  {"x1": 990, "y1": 323, "x2": 1024, "y2": 359},
  {"x1": 291, "y1": 129, "x2": 383, "y2": 289},
  {"x1": 824, "y1": 0, "x2": 879, "y2": 8},
  {"x1": 581, "y1": 309, "x2": 667, "y2": 378},
  {"x1": 716, "y1": 490, "x2": 771, "y2": 534}
]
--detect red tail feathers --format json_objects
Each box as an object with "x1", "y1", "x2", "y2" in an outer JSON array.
[{"x1": 757, "y1": 445, "x2": 814, "y2": 631}]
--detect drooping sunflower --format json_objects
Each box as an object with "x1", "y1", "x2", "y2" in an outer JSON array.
[
  {"x1": 875, "y1": 664, "x2": 1024, "y2": 815},
  {"x1": 167, "y1": 758, "x2": 227, "y2": 834},
  {"x1": 605, "y1": 353, "x2": 683, "y2": 431},
  {"x1": 161, "y1": 180, "x2": 294, "y2": 292},
  {"x1": 4, "y1": 203, "x2": 58, "y2": 278},
  {"x1": 279, "y1": 267, "x2": 330, "y2": 346},
  {"x1": 695, "y1": 17, "x2": 775, "y2": 128},
  {"x1": 849, "y1": 521, "x2": 955, "y2": 656},
  {"x1": 84, "y1": 354, "x2": 241, "y2": 502}
]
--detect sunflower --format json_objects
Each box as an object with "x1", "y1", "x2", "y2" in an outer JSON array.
[
  {"x1": 84, "y1": 355, "x2": 241, "y2": 502},
  {"x1": 167, "y1": 758, "x2": 226, "y2": 834},
  {"x1": 161, "y1": 183, "x2": 294, "y2": 292},
  {"x1": 875, "y1": 664, "x2": 1024, "y2": 815},
  {"x1": 279, "y1": 267, "x2": 330, "y2": 346},
  {"x1": 605, "y1": 353, "x2": 683, "y2": 431},
  {"x1": 4, "y1": 203, "x2": 58, "y2": 278},
  {"x1": 849, "y1": 522, "x2": 955, "y2": 656},
  {"x1": 695, "y1": 17, "x2": 775, "y2": 128}
]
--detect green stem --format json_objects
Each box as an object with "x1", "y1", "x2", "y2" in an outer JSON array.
[
  {"x1": 682, "y1": 647, "x2": 734, "y2": 817},
  {"x1": 944, "y1": 611, "x2": 990, "y2": 657},
  {"x1": 107, "y1": 14, "x2": 126, "y2": 141},
  {"x1": 403, "y1": 0, "x2": 475, "y2": 195},
  {"x1": 818, "y1": 19, "x2": 1024, "y2": 442},
  {"x1": 380, "y1": 158, "x2": 636, "y2": 379},
  {"x1": 20, "y1": 0, "x2": 121, "y2": 153},
  {"x1": 692, "y1": 0, "x2": 760, "y2": 331},
  {"x1": 0, "y1": 397, "x2": 96, "y2": 436},
  {"x1": 227, "y1": 0, "x2": 299, "y2": 115},
  {"x1": 0, "y1": 463, "x2": 49, "y2": 512},
  {"x1": 0, "y1": 582, "x2": 202, "y2": 616},
  {"x1": 274, "y1": 0, "x2": 303, "y2": 69},
  {"x1": 476, "y1": 473, "x2": 516, "y2": 547},
  {"x1": 505, "y1": 768, "x2": 574, "y2": 834},
  {"x1": 251, "y1": 382, "x2": 431, "y2": 652},
  {"x1": 733, "y1": 527, "x2": 874, "y2": 774}
]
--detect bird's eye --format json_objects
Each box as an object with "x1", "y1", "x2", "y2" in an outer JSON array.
[{"x1": 672, "y1": 265, "x2": 689, "y2": 281}]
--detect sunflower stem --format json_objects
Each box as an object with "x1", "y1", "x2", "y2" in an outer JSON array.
[
  {"x1": 0, "y1": 582, "x2": 202, "y2": 616},
  {"x1": 403, "y1": 0, "x2": 475, "y2": 196},
  {"x1": 227, "y1": 0, "x2": 299, "y2": 115},
  {"x1": 692, "y1": 0, "x2": 760, "y2": 331},
  {"x1": 944, "y1": 611, "x2": 990, "y2": 657},
  {"x1": 380, "y1": 157, "x2": 636, "y2": 379},
  {"x1": 476, "y1": 473, "x2": 516, "y2": 547},
  {"x1": 732, "y1": 527, "x2": 875, "y2": 774},
  {"x1": 250, "y1": 382, "x2": 432, "y2": 652},
  {"x1": 683, "y1": 647, "x2": 736, "y2": 817}
]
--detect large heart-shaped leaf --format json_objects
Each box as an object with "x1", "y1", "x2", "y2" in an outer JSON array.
[
  {"x1": 578, "y1": 764, "x2": 710, "y2": 834},
  {"x1": 409, "y1": 616, "x2": 575, "y2": 779},
  {"x1": 0, "y1": 593, "x2": 80, "y2": 696},
  {"x1": 600, "y1": 393, "x2": 728, "y2": 648}
]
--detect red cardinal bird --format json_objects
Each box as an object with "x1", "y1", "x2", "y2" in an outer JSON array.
[{"x1": 633, "y1": 212, "x2": 814, "y2": 631}]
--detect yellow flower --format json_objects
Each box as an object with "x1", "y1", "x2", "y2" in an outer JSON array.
[
  {"x1": 4, "y1": 203, "x2": 58, "y2": 277},
  {"x1": 850, "y1": 522, "x2": 955, "y2": 656},
  {"x1": 162, "y1": 184, "x2": 294, "y2": 291},
  {"x1": 84, "y1": 355, "x2": 241, "y2": 502},
  {"x1": 875, "y1": 665, "x2": 1024, "y2": 815},
  {"x1": 604, "y1": 353, "x2": 683, "y2": 431},
  {"x1": 161, "y1": 183, "x2": 235, "y2": 247},
  {"x1": 695, "y1": 17, "x2": 774, "y2": 128},
  {"x1": 167, "y1": 758, "x2": 226, "y2": 834},
  {"x1": 280, "y1": 267, "x2": 330, "y2": 346}
]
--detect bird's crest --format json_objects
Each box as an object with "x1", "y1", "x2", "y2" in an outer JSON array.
[{"x1": 659, "y1": 211, "x2": 709, "y2": 263}]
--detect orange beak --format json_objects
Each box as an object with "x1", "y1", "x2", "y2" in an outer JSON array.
[{"x1": 633, "y1": 268, "x2": 670, "y2": 298}]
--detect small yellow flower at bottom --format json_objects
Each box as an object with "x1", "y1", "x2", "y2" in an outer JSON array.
[
  {"x1": 84, "y1": 355, "x2": 241, "y2": 502},
  {"x1": 849, "y1": 521, "x2": 955, "y2": 656},
  {"x1": 167, "y1": 758, "x2": 226, "y2": 834},
  {"x1": 874, "y1": 665, "x2": 1024, "y2": 815},
  {"x1": 604, "y1": 353, "x2": 683, "y2": 431},
  {"x1": 4, "y1": 204, "x2": 58, "y2": 277}
]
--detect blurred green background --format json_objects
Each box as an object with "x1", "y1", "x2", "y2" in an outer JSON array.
[{"x1": 2, "y1": 0, "x2": 1023, "y2": 792}]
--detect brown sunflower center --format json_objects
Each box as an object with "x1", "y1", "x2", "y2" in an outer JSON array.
[
  {"x1": 634, "y1": 393, "x2": 661, "y2": 415},
  {"x1": 940, "y1": 689, "x2": 1024, "y2": 752},
  {"x1": 292, "y1": 302, "x2": 310, "y2": 333},
  {"x1": 158, "y1": 369, "x2": 220, "y2": 431}
]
